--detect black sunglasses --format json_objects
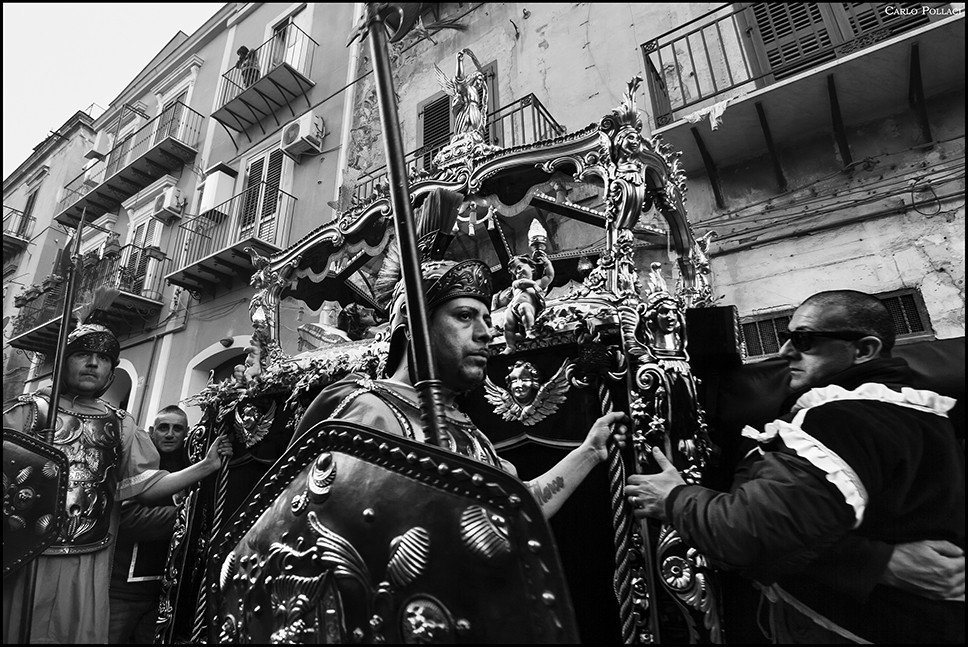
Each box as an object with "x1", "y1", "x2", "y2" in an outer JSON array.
[{"x1": 778, "y1": 330, "x2": 870, "y2": 352}]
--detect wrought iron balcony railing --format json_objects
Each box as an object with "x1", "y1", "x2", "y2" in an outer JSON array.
[
  {"x1": 642, "y1": 2, "x2": 945, "y2": 127},
  {"x1": 217, "y1": 23, "x2": 319, "y2": 109},
  {"x1": 56, "y1": 101, "x2": 203, "y2": 216},
  {"x1": 353, "y1": 93, "x2": 566, "y2": 204},
  {"x1": 170, "y1": 182, "x2": 297, "y2": 272},
  {"x1": 3, "y1": 206, "x2": 34, "y2": 240},
  {"x1": 10, "y1": 244, "x2": 167, "y2": 337}
]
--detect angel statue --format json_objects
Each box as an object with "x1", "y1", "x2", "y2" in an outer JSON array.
[
  {"x1": 484, "y1": 359, "x2": 573, "y2": 426},
  {"x1": 434, "y1": 48, "x2": 488, "y2": 141}
]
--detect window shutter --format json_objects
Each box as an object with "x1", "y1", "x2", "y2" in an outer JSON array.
[
  {"x1": 240, "y1": 157, "x2": 265, "y2": 236},
  {"x1": 839, "y1": 3, "x2": 932, "y2": 38},
  {"x1": 19, "y1": 192, "x2": 38, "y2": 236},
  {"x1": 751, "y1": 3, "x2": 838, "y2": 80},
  {"x1": 882, "y1": 292, "x2": 927, "y2": 335},
  {"x1": 741, "y1": 314, "x2": 791, "y2": 358},
  {"x1": 258, "y1": 149, "x2": 285, "y2": 242},
  {"x1": 422, "y1": 95, "x2": 452, "y2": 167}
]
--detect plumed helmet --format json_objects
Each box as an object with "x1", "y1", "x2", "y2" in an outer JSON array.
[{"x1": 65, "y1": 323, "x2": 120, "y2": 368}]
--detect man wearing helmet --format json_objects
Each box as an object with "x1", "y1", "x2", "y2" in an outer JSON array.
[
  {"x1": 3, "y1": 324, "x2": 233, "y2": 644},
  {"x1": 296, "y1": 259, "x2": 627, "y2": 519}
]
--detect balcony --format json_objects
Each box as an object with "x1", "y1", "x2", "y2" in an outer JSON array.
[
  {"x1": 165, "y1": 182, "x2": 296, "y2": 295},
  {"x1": 352, "y1": 93, "x2": 566, "y2": 204},
  {"x1": 642, "y1": 3, "x2": 962, "y2": 176},
  {"x1": 211, "y1": 24, "x2": 318, "y2": 140},
  {"x1": 8, "y1": 244, "x2": 168, "y2": 354},
  {"x1": 54, "y1": 101, "x2": 203, "y2": 228},
  {"x1": 3, "y1": 206, "x2": 34, "y2": 257}
]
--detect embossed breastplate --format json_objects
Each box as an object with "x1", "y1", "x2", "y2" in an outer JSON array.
[{"x1": 24, "y1": 396, "x2": 122, "y2": 554}]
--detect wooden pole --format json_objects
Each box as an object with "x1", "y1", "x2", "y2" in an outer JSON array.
[
  {"x1": 17, "y1": 206, "x2": 87, "y2": 643},
  {"x1": 363, "y1": 3, "x2": 448, "y2": 444}
]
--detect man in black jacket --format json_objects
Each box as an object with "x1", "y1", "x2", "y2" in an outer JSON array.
[
  {"x1": 108, "y1": 405, "x2": 191, "y2": 644},
  {"x1": 626, "y1": 290, "x2": 965, "y2": 643}
]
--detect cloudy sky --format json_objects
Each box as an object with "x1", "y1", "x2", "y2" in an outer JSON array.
[{"x1": 3, "y1": 3, "x2": 224, "y2": 180}]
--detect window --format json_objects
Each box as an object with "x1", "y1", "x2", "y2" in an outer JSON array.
[
  {"x1": 240, "y1": 148, "x2": 286, "y2": 243},
  {"x1": 270, "y1": 5, "x2": 309, "y2": 69},
  {"x1": 18, "y1": 191, "x2": 38, "y2": 237},
  {"x1": 740, "y1": 288, "x2": 933, "y2": 358},
  {"x1": 878, "y1": 288, "x2": 931, "y2": 337},
  {"x1": 741, "y1": 312, "x2": 793, "y2": 358},
  {"x1": 154, "y1": 90, "x2": 188, "y2": 145},
  {"x1": 418, "y1": 94, "x2": 452, "y2": 169},
  {"x1": 123, "y1": 217, "x2": 160, "y2": 296}
]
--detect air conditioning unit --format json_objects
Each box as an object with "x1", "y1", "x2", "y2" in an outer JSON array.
[
  {"x1": 198, "y1": 170, "x2": 235, "y2": 222},
  {"x1": 151, "y1": 187, "x2": 184, "y2": 225},
  {"x1": 85, "y1": 131, "x2": 112, "y2": 160},
  {"x1": 281, "y1": 112, "x2": 325, "y2": 162}
]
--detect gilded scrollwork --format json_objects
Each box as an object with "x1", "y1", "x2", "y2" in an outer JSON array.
[{"x1": 656, "y1": 525, "x2": 722, "y2": 644}]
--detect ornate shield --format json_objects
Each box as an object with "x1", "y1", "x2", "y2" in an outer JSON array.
[
  {"x1": 212, "y1": 420, "x2": 579, "y2": 643},
  {"x1": 3, "y1": 429, "x2": 69, "y2": 578}
]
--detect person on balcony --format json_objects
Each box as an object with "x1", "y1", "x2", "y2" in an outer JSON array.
[
  {"x1": 2, "y1": 324, "x2": 233, "y2": 644},
  {"x1": 236, "y1": 46, "x2": 260, "y2": 88}
]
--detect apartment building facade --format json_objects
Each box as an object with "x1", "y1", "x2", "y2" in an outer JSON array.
[{"x1": 6, "y1": 3, "x2": 357, "y2": 425}]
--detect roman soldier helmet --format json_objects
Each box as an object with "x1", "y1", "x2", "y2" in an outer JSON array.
[
  {"x1": 379, "y1": 259, "x2": 493, "y2": 379},
  {"x1": 64, "y1": 323, "x2": 120, "y2": 368}
]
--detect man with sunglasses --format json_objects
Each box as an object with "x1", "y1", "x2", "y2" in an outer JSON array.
[{"x1": 626, "y1": 290, "x2": 964, "y2": 643}]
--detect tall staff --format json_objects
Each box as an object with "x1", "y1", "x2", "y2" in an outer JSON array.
[
  {"x1": 351, "y1": 3, "x2": 448, "y2": 445},
  {"x1": 17, "y1": 206, "x2": 88, "y2": 643}
]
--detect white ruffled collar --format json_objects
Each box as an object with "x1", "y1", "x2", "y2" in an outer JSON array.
[{"x1": 792, "y1": 382, "x2": 955, "y2": 417}]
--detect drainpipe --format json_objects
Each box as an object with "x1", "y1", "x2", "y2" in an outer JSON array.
[
  {"x1": 333, "y1": 2, "x2": 366, "y2": 215},
  {"x1": 122, "y1": 308, "x2": 188, "y2": 423}
]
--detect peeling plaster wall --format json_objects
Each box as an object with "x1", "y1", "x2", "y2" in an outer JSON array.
[
  {"x1": 712, "y1": 199, "x2": 965, "y2": 337},
  {"x1": 696, "y1": 87, "x2": 965, "y2": 338},
  {"x1": 344, "y1": 2, "x2": 725, "y2": 174}
]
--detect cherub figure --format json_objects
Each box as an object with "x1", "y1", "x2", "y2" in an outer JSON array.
[
  {"x1": 492, "y1": 252, "x2": 555, "y2": 354},
  {"x1": 232, "y1": 399, "x2": 276, "y2": 448},
  {"x1": 483, "y1": 360, "x2": 573, "y2": 426},
  {"x1": 242, "y1": 337, "x2": 263, "y2": 387}
]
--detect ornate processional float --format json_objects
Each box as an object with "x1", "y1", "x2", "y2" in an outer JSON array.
[{"x1": 158, "y1": 24, "x2": 726, "y2": 642}]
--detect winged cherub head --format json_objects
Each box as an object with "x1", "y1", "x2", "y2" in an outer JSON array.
[{"x1": 506, "y1": 361, "x2": 542, "y2": 405}]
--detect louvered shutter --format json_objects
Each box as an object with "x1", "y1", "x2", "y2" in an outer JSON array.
[
  {"x1": 240, "y1": 157, "x2": 265, "y2": 238},
  {"x1": 126, "y1": 218, "x2": 157, "y2": 294},
  {"x1": 258, "y1": 150, "x2": 284, "y2": 242},
  {"x1": 751, "y1": 3, "x2": 839, "y2": 80},
  {"x1": 838, "y1": 3, "x2": 933, "y2": 40},
  {"x1": 18, "y1": 191, "x2": 38, "y2": 236},
  {"x1": 421, "y1": 95, "x2": 452, "y2": 168}
]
